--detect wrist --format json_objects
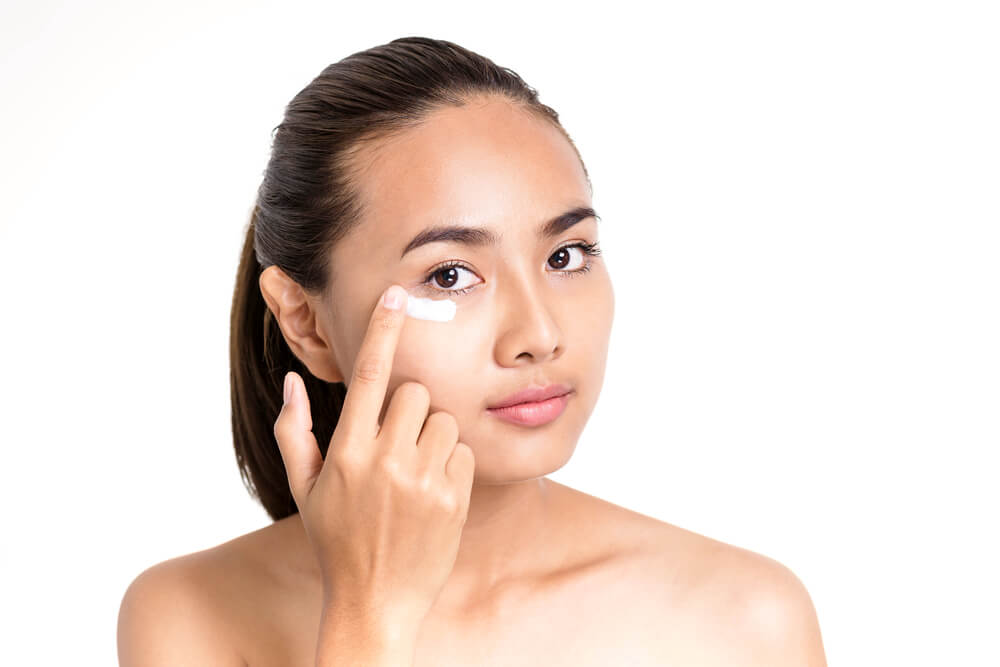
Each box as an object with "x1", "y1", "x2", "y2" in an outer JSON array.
[{"x1": 317, "y1": 601, "x2": 422, "y2": 667}]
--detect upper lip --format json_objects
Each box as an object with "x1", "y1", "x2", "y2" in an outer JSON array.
[{"x1": 487, "y1": 383, "x2": 573, "y2": 409}]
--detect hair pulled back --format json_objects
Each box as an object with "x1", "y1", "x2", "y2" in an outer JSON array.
[{"x1": 230, "y1": 36, "x2": 588, "y2": 520}]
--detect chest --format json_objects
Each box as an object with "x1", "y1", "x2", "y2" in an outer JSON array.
[
  {"x1": 412, "y1": 587, "x2": 673, "y2": 667},
  {"x1": 242, "y1": 572, "x2": 691, "y2": 667}
]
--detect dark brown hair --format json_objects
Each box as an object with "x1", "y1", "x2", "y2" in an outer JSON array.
[{"x1": 230, "y1": 36, "x2": 590, "y2": 521}]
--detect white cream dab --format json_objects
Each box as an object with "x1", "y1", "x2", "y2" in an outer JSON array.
[{"x1": 405, "y1": 293, "x2": 456, "y2": 322}]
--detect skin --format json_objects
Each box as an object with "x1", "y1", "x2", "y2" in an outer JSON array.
[
  {"x1": 117, "y1": 95, "x2": 827, "y2": 666},
  {"x1": 267, "y1": 94, "x2": 616, "y2": 610}
]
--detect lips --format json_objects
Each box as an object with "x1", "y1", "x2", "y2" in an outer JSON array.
[{"x1": 487, "y1": 383, "x2": 573, "y2": 409}]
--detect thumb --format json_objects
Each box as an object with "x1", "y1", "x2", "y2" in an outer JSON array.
[{"x1": 273, "y1": 371, "x2": 323, "y2": 509}]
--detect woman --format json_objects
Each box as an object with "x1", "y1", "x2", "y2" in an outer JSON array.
[{"x1": 118, "y1": 36, "x2": 827, "y2": 666}]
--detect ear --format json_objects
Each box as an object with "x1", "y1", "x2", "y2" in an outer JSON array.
[{"x1": 258, "y1": 265, "x2": 345, "y2": 384}]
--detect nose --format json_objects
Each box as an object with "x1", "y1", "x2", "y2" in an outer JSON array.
[{"x1": 493, "y1": 273, "x2": 563, "y2": 366}]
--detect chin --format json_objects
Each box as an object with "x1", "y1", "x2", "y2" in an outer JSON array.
[{"x1": 466, "y1": 438, "x2": 578, "y2": 485}]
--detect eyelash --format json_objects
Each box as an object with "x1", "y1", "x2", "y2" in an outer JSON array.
[{"x1": 421, "y1": 241, "x2": 603, "y2": 296}]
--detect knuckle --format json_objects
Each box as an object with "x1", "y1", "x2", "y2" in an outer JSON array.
[
  {"x1": 453, "y1": 442, "x2": 475, "y2": 469},
  {"x1": 329, "y1": 443, "x2": 362, "y2": 471},
  {"x1": 396, "y1": 381, "x2": 430, "y2": 404},
  {"x1": 327, "y1": 454, "x2": 352, "y2": 477},
  {"x1": 425, "y1": 411, "x2": 459, "y2": 438},
  {"x1": 272, "y1": 412, "x2": 289, "y2": 442},
  {"x1": 374, "y1": 309, "x2": 399, "y2": 332},
  {"x1": 437, "y1": 491, "x2": 459, "y2": 515},
  {"x1": 352, "y1": 355, "x2": 382, "y2": 385},
  {"x1": 376, "y1": 453, "x2": 404, "y2": 480},
  {"x1": 415, "y1": 472, "x2": 435, "y2": 496}
]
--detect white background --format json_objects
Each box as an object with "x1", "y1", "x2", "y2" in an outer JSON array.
[{"x1": 2, "y1": 1, "x2": 997, "y2": 664}]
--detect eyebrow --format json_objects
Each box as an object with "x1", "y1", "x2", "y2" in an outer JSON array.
[{"x1": 400, "y1": 206, "x2": 600, "y2": 259}]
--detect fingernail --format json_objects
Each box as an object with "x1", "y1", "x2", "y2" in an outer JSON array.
[
  {"x1": 382, "y1": 285, "x2": 405, "y2": 310},
  {"x1": 283, "y1": 373, "x2": 293, "y2": 405}
]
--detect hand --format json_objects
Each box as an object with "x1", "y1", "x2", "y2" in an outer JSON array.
[{"x1": 273, "y1": 284, "x2": 476, "y2": 628}]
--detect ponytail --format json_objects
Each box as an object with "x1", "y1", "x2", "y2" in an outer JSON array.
[
  {"x1": 230, "y1": 36, "x2": 584, "y2": 521},
  {"x1": 229, "y1": 208, "x2": 346, "y2": 520}
]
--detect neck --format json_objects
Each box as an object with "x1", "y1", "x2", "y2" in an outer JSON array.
[
  {"x1": 283, "y1": 477, "x2": 566, "y2": 611},
  {"x1": 436, "y1": 476, "x2": 559, "y2": 607}
]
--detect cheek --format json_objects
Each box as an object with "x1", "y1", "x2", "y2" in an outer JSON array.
[
  {"x1": 575, "y1": 272, "x2": 615, "y2": 345},
  {"x1": 595, "y1": 271, "x2": 615, "y2": 338},
  {"x1": 392, "y1": 324, "x2": 483, "y2": 406}
]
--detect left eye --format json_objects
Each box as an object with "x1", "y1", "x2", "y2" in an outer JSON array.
[
  {"x1": 547, "y1": 244, "x2": 587, "y2": 271},
  {"x1": 422, "y1": 241, "x2": 602, "y2": 296}
]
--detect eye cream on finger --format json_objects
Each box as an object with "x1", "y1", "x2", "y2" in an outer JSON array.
[{"x1": 405, "y1": 293, "x2": 456, "y2": 322}]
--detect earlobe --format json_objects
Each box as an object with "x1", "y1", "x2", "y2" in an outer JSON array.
[{"x1": 258, "y1": 266, "x2": 345, "y2": 384}]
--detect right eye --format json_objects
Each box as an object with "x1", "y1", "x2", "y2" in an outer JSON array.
[{"x1": 422, "y1": 262, "x2": 482, "y2": 296}]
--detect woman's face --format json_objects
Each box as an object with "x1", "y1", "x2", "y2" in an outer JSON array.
[{"x1": 319, "y1": 96, "x2": 614, "y2": 483}]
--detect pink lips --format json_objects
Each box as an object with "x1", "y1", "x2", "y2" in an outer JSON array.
[
  {"x1": 486, "y1": 384, "x2": 573, "y2": 427},
  {"x1": 488, "y1": 383, "x2": 572, "y2": 408}
]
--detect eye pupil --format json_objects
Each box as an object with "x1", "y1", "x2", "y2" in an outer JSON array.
[
  {"x1": 550, "y1": 248, "x2": 570, "y2": 269},
  {"x1": 435, "y1": 267, "x2": 459, "y2": 288}
]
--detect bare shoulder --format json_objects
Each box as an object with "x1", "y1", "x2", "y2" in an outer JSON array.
[
  {"x1": 702, "y1": 537, "x2": 827, "y2": 664},
  {"x1": 117, "y1": 523, "x2": 291, "y2": 667},
  {"x1": 118, "y1": 551, "x2": 245, "y2": 666},
  {"x1": 650, "y1": 524, "x2": 827, "y2": 664},
  {"x1": 552, "y1": 483, "x2": 827, "y2": 665}
]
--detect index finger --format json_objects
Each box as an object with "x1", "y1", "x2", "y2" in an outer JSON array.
[{"x1": 338, "y1": 284, "x2": 408, "y2": 439}]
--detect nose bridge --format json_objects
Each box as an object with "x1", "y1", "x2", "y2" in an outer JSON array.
[{"x1": 494, "y1": 261, "x2": 561, "y2": 364}]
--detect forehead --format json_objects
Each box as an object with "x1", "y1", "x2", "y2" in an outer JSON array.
[{"x1": 346, "y1": 97, "x2": 591, "y2": 242}]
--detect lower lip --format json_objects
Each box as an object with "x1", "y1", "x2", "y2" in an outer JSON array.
[{"x1": 486, "y1": 392, "x2": 572, "y2": 426}]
